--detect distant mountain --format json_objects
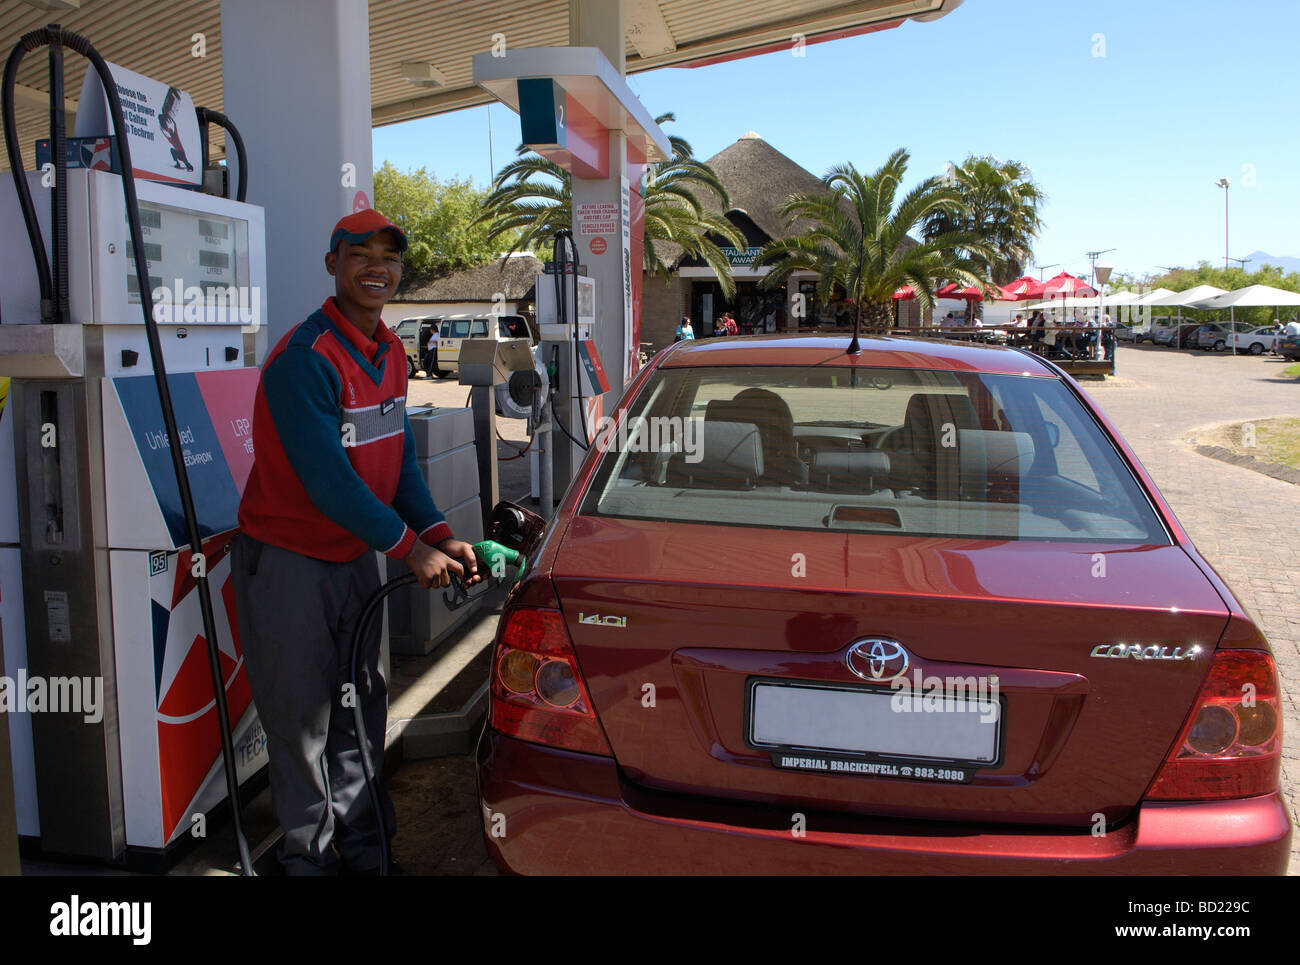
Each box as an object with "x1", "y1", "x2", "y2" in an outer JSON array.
[{"x1": 1242, "y1": 251, "x2": 1300, "y2": 275}]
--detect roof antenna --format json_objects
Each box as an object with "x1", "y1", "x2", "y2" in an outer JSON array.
[{"x1": 847, "y1": 305, "x2": 861, "y2": 354}]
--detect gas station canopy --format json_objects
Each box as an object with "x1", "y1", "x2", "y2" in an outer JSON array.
[{"x1": 2, "y1": 0, "x2": 962, "y2": 170}]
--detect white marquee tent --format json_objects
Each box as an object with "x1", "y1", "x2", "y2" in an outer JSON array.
[
  {"x1": 1189, "y1": 284, "x2": 1300, "y2": 310},
  {"x1": 1134, "y1": 287, "x2": 1176, "y2": 305},
  {"x1": 1141, "y1": 285, "x2": 1228, "y2": 307}
]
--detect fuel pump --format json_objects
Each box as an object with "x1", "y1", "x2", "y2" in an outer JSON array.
[
  {"x1": 535, "y1": 231, "x2": 608, "y2": 500},
  {"x1": 0, "y1": 26, "x2": 265, "y2": 871}
]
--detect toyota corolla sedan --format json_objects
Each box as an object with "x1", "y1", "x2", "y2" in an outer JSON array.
[{"x1": 477, "y1": 334, "x2": 1290, "y2": 874}]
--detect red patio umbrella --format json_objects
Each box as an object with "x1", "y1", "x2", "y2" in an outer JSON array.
[
  {"x1": 1042, "y1": 271, "x2": 1096, "y2": 298},
  {"x1": 998, "y1": 276, "x2": 1046, "y2": 300},
  {"x1": 892, "y1": 285, "x2": 916, "y2": 300},
  {"x1": 937, "y1": 282, "x2": 985, "y2": 301}
]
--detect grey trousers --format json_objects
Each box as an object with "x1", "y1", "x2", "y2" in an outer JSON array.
[{"x1": 231, "y1": 533, "x2": 396, "y2": 875}]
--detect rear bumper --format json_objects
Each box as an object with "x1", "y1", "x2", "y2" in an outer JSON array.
[{"x1": 476, "y1": 731, "x2": 1292, "y2": 875}]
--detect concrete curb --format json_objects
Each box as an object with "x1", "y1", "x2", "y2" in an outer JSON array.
[{"x1": 1194, "y1": 445, "x2": 1300, "y2": 487}]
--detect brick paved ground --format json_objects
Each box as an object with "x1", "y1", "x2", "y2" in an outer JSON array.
[
  {"x1": 1081, "y1": 344, "x2": 1299, "y2": 873},
  {"x1": 398, "y1": 345, "x2": 1300, "y2": 874}
]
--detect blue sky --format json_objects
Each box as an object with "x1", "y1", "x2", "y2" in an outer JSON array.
[{"x1": 372, "y1": 0, "x2": 1300, "y2": 282}]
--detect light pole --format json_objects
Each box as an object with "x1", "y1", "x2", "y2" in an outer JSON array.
[
  {"x1": 1086, "y1": 248, "x2": 1115, "y2": 360},
  {"x1": 1095, "y1": 261, "x2": 1112, "y2": 363},
  {"x1": 1216, "y1": 178, "x2": 1234, "y2": 354},
  {"x1": 1215, "y1": 178, "x2": 1230, "y2": 270},
  {"x1": 1034, "y1": 263, "x2": 1059, "y2": 281}
]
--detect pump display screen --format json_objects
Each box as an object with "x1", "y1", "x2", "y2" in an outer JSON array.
[
  {"x1": 578, "y1": 277, "x2": 595, "y2": 321},
  {"x1": 125, "y1": 201, "x2": 250, "y2": 310}
]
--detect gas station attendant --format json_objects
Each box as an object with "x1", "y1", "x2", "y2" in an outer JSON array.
[{"x1": 231, "y1": 209, "x2": 480, "y2": 875}]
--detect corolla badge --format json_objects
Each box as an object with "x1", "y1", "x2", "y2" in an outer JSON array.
[
  {"x1": 1089, "y1": 643, "x2": 1200, "y2": 661},
  {"x1": 846, "y1": 638, "x2": 910, "y2": 682}
]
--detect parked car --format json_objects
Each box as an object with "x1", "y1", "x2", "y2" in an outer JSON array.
[
  {"x1": 1175, "y1": 322, "x2": 1201, "y2": 348},
  {"x1": 1149, "y1": 316, "x2": 1192, "y2": 346},
  {"x1": 1195, "y1": 322, "x2": 1253, "y2": 351},
  {"x1": 478, "y1": 333, "x2": 1290, "y2": 874},
  {"x1": 1115, "y1": 324, "x2": 1149, "y2": 343},
  {"x1": 1229, "y1": 326, "x2": 1282, "y2": 356},
  {"x1": 425, "y1": 312, "x2": 535, "y2": 378},
  {"x1": 1279, "y1": 331, "x2": 1300, "y2": 361}
]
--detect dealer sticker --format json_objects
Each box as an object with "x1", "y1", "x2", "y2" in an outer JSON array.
[{"x1": 771, "y1": 753, "x2": 973, "y2": 783}]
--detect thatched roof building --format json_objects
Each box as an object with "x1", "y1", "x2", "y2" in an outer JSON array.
[
  {"x1": 383, "y1": 253, "x2": 543, "y2": 326},
  {"x1": 641, "y1": 132, "x2": 922, "y2": 349}
]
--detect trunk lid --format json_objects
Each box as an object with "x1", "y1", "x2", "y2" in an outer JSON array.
[{"x1": 552, "y1": 515, "x2": 1228, "y2": 827}]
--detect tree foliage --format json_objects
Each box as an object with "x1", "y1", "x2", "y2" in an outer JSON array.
[
  {"x1": 373, "y1": 162, "x2": 507, "y2": 274},
  {"x1": 921, "y1": 155, "x2": 1044, "y2": 286},
  {"x1": 475, "y1": 113, "x2": 747, "y2": 297},
  {"x1": 754, "y1": 148, "x2": 995, "y2": 348}
]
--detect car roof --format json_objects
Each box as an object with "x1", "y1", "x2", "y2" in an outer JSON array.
[
  {"x1": 440, "y1": 311, "x2": 523, "y2": 321},
  {"x1": 659, "y1": 334, "x2": 1058, "y2": 377}
]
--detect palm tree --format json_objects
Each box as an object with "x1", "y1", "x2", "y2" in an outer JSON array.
[
  {"x1": 753, "y1": 148, "x2": 995, "y2": 352},
  {"x1": 476, "y1": 113, "x2": 747, "y2": 296},
  {"x1": 922, "y1": 155, "x2": 1044, "y2": 286}
]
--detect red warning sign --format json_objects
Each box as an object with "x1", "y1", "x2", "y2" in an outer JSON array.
[
  {"x1": 584, "y1": 394, "x2": 603, "y2": 444},
  {"x1": 589, "y1": 236, "x2": 607, "y2": 255}
]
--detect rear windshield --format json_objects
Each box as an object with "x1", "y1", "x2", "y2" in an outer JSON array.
[
  {"x1": 579, "y1": 365, "x2": 1169, "y2": 544},
  {"x1": 499, "y1": 316, "x2": 529, "y2": 338}
]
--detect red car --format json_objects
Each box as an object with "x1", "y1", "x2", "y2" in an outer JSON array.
[{"x1": 477, "y1": 335, "x2": 1290, "y2": 874}]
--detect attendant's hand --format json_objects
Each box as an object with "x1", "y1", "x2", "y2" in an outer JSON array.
[
  {"x1": 436, "y1": 538, "x2": 482, "y2": 586},
  {"x1": 404, "y1": 539, "x2": 464, "y2": 589}
]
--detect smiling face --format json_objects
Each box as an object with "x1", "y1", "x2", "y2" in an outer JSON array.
[{"x1": 325, "y1": 230, "x2": 403, "y2": 322}]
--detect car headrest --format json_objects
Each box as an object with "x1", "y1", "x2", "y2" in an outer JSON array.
[
  {"x1": 680, "y1": 420, "x2": 764, "y2": 488},
  {"x1": 811, "y1": 450, "x2": 890, "y2": 488},
  {"x1": 957, "y1": 429, "x2": 1035, "y2": 496},
  {"x1": 705, "y1": 399, "x2": 753, "y2": 426},
  {"x1": 733, "y1": 388, "x2": 796, "y2": 441},
  {"x1": 902, "y1": 392, "x2": 980, "y2": 439}
]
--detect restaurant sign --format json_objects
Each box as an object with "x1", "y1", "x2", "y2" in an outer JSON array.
[{"x1": 721, "y1": 246, "x2": 764, "y2": 267}]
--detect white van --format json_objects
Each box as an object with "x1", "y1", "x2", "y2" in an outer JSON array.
[
  {"x1": 393, "y1": 316, "x2": 440, "y2": 376},
  {"x1": 425, "y1": 312, "x2": 534, "y2": 378}
]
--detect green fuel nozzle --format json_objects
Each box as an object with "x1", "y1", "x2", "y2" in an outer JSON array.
[{"x1": 473, "y1": 539, "x2": 526, "y2": 585}]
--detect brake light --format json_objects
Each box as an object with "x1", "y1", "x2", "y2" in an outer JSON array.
[
  {"x1": 1146, "y1": 650, "x2": 1281, "y2": 801},
  {"x1": 489, "y1": 607, "x2": 612, "y2": 756}
]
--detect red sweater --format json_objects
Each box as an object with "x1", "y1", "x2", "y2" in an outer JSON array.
[{"x1": 238, "y1": 297, "x2": 453, "y2": 562}]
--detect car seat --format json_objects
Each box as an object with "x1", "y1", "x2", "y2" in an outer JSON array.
[
  {"x1": 882, "y1": 392, "x2": 980, "y2": 498},
  {"x1": 703, "y1": 388, "x2": 808, "y2": 485}
]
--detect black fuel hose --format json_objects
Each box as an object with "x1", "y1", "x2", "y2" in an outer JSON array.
[
  {"x1": 348, "y1": 567, "x2": 493, "y2": 876},
  {"x1": 553, "y1": 230, "x2": 591, "y2": 445},
  {"x1": 1, "y1": 25, "x2": 254, "y2": 874},
  {"x1": 550, "y1": 230, "x2": 589, "y2": 451},
  {"x1": 195, "y1": 106, "x2": 247, "y2": 202},
  {"x1": 349, "y1": 573, "x2": 414, "y2": 878},
  {"x1": 2, "y1": 37, "x2": 52, "y2": 315}
]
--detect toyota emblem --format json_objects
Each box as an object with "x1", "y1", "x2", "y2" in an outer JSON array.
[{"x1": 846, "y1": 638, "x2": 909, "y2": 682}]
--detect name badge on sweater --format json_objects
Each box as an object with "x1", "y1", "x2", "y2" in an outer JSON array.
[{"x1": 380, "y1": 397, "x2": 396, "y2": 416}]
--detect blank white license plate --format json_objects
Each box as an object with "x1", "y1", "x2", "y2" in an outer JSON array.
[{"x1": 749, "y1": 681, "x2": 1000, "y2": 764}]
